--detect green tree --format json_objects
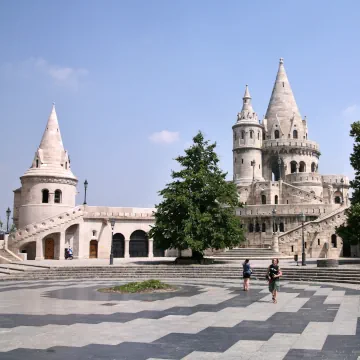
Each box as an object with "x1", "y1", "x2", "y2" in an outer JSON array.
[
  {"x1": 149, "y1": 131, "x2": 244, "y2": 257},
  {"x1": 336, "y1": 121, "x2": 360, "y2": 245}
]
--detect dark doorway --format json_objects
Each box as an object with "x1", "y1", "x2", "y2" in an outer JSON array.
[
  {"x1": 130, "y1": 230, "x2": 148, "y2": 257},
  {"x1": 342, "y1": 239, "x2": 351, "y2": 257},
  {"x1": 113, "y1": 233, "x2": 125, "y2": 258}
]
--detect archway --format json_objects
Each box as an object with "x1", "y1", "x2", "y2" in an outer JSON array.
[
  {"x1": 293, "y1": 129, "x2": 298, "y2": 139},
  {"x1": 261, "y1": 195, "x2": 266, "y2": 204},
  {"x1": 248, "y1": 223, "x2": 254, "y2": 233},
  {"x1": 279, "y1": 223, "x2": 285, "y2": 232},
  {"x1": 311, "y1": 162, "x2": 316, "y2": 172},
  {"x1": 299, "y1": 161, "x2": 306, "y2": 173},
  {"x1": 255, "y1": 223, "x2": 260, "y2": 232},
  {"x1": 331, "y1": 234, "x2": 337, "y2": 248},
  {"x1": 20, "y1": 241, "x2": 36, "y2": 260},
  {"x1": 113, "y1": 233, "x2": 125, "y2": 258},
  {"x1": 130, "y1": 230, "x2": 148, "y2": 257},
  {"x1": 262, "y1": 223, "x2": 266, "y2": 232},
  {"x1": 290, "y1": 161, "x2": 297, "y2": 174},
  {"x1": 44, "y1": 238, "x2": 55, "y2": 259},
  {"x1": 274, "y1": 130, "x2": 280, "y2": 139},
  {"x1": 89, "y1": 240, "x2": 98, "y2": 258},
  {"x1": 334, "y1": 196, "x2": 341, "y2": 204}
]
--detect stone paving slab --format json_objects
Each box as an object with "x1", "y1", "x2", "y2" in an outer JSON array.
[{"x1": 0, "y1": 278, "x2": 359, "y2": 359}]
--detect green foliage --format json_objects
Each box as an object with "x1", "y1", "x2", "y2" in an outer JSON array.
[
  {"x1": 336, "y1": 121, "x2": 360, "y2": 245},
  {"x1": 149, "y1": 131, "x2": 244, "y2": 255},
  {"x1": 98, "y1": 280, "x2": 174, "y2": 293}
]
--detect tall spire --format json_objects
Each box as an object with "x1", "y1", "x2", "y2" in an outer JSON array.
[
  {"x1": 265, "y1": 58, "x2": 302, "y2": 135},
  {"x1": 22, "y1": 104, "x2": 76, "y2": 179},
  {"x1": 38, "y1": 104, "x2": 65, "y2": 163},
  {"x1": 237, "y1": 85, "x2": 258, "y2": 122}
]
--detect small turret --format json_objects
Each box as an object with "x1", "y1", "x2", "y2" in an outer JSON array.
[{"x1": 233, "y1": 85, "x2": 264, "y2": 185}]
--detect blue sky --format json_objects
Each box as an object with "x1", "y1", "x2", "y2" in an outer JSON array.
[{"x1": 1, "y1": 0, "x2": 360, "y2": 217}]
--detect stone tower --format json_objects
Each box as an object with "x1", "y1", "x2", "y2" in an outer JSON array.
[
  {"x1": 14, "y1": 105, "x2": 78, "y2": 229},
  {"x1": 233, "y1": 85, "x2": 264, "y2": 185},
  {"x1": 262, "y1": 58, "x2": 320, "y2": 188}
]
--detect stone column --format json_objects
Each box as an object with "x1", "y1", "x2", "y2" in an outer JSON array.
[
  {"x1": 58, "y1": 231, "x2": 65, "y2": 260},
  {"x1": 124, "y1": 240, "x2": 130, "y2": 259},
  {"x1": 272, "y1": 233, "x2": 279, "y2": 252},
  {"x1": 148, "y1": 239, "x2": 154, "y2": 258},
  {"x1": 35, "y1": 238, "x2": 44, "y2": 260}
]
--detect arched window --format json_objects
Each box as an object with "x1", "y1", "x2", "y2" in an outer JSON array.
[
  {"x1": 65, "y1": 162, "x2": 68, "y2": 170},
  {"x1": 261, "y1": 195, "x2": 266, "y2": 204},
  {"x1": 248, "y1": 223, "x2": 254, "y2": 233},
  {"x1": 250, "y1": 130, "x2": 254, "y2": 139},
  {"x1": 293, "y1": 130, "x2": 298, "y2": 139},
  {"x1": 290, "y1": 161, "x2": 297, "y2": 174},
  {"x1": 262, "y1": 223, "x2": 266, "y2": 232},
  {"x1": 241, "y1": 131, "x2": 245, "y2": 139},
  {"x1": 258, "y1": 132, "x2": 260, "y2": 140},
  {"x1": 255, "y1": 223, "x2": 260, "y2": 232},
  {"x1": 331, "y1": 234, "x2": 337, "y2": 248},
  {"x1": 274, "y1": 130, "x2": 280, "y2": 139},
  {"x1": 275, "y1": 195, "x2": 279, "y2": 205},
  {"x1": 54, "y1": 190, "x2": 62, "y2": 204},
  {"x1": 36, "y1": 159, "x2": 39, "y2": 168},
  {"x1": 299, "y1": 161, "x2": 306, "y2": 173},
  {"x1": 279, "y1": 223, "x2": 285, "y2": 232},
  {"x1": 42, "y1": 189, "x2": 49, "y2": 203},
  {"x1": 334, "y1": 196, "x2": 341, "y2": 204},
  {"x1": 311, "y1": 162, "x2": 316, "y2": 172}
]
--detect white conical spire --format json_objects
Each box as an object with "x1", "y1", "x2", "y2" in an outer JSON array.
[
  {"x1": 38, "y1": 104, "x2": 65, "y2": 165},
  {"x1": 237, "y1": 85, "x2": 258, "y2": 122},
  {"x1": 265, "y1": 58, "x2": 302, "y2": 135},
  {"x1": 22, "y1": 104, "x2": 76, "y2": 179}
]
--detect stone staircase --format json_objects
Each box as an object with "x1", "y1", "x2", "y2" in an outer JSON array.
[
  {"x1": 212, "y1": 248, "x2": 291, "y2": 259},
  {"x1": 282, "y1": 181, "x2": 324, "y2": 204},
  {"x1": 0, "y1": 249, "x2": 22, "y2": 263},
  {"x1": 1, "y1": 265, "x2": 360, "y2": 284}
]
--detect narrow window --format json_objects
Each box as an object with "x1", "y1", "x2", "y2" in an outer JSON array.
[
  {"x1": 250, "y1": 131, "x2": 253, "y2": 139},
  {"x1": 258, "y1": 132, "x2": 260, "y2": 140},
  {"x1": 318, "y1": 239, "x2": 320, "y2": 246},
  {"x1": 65, "y1": 162, "x2": 68, "y2": 170},
  {"x1": 282, "y1": 82, "x2": 285, "y2": 87},
  {"x1": 291, "y1": 246, "x2": 294, "y2": 252},
  {"x1": 42, "y1": 189, "x2": 49, "y2": 204},
  {"x1": 275, "y1": 195, "x2": 279, "y2": 205},
  {"x1": 305, "y1": 242, "x2": 307, "y2": 249},
  {"x1": 274, "y1": 130, "x2": 280, "y2": 139},
  {"x1": 54, "y1": 190, "x2": 62, "y2": 204},
  {"x1": 261, "y1": 195, "x2": 266, "y2": 204},
  {"x1": 262, "y1": 223, "x2": 266, "y2": 232},
  {"x1": 255, "y1": 223, "x2": 260, "y2": 232},
  {"x1": 262, "y1": 132, "x2": 265, "y2": 140},
  {"x1": 259, "y1": 164, "x2": 261, "y2": 169},
  {"x1": 331, "y1": 234, "x2": 337, "y2": 247},
  {"x1": 242, "y1": 159, "x2": 244, "y2": 164},
  {"x1": 279, "y1": 223, "x2": 284, "y2": 232},
  {"x1": 36, "y1": 159, "x2": 39, "y2": 168},
  {"x1": 248, "y1": 223, "x2": 254, "y2": 233},
  {"x1": 293, "y1": 130, "x2": 298, "y2": 139},
  {"x1": 241, "y1": 131, "x2": 245, "y2": 139}
]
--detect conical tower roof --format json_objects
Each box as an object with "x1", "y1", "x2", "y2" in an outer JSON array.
[
  {"x1": 265, "y1": 58, "x2": 302, "y2": 135},
  {"x1": 22, "y1": 105, "x2": 77, "y2": 180},
  {"x1": 236, "y1": 85, "x2": 258, "y2": 123}
]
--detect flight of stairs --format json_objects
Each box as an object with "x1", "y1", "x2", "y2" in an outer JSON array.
[
  {"x1": 1, "y1": 264, "x2": 360, "y2": 284},
  {"x1": 212, "y1": 248, "x2": 291, "y2": 260}
]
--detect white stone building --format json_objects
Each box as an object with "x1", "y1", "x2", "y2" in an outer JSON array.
[
  {"x1": 233, "y1": 59, "x2": 350, "y2": 258},
  {"x1": 6, "y1": 58, "x2": 351, "y2": 261}
]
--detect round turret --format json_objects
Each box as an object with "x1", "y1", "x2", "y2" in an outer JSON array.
[
  {"x1": 233, "y1": 85, "x2": 264, "y2": 185},
  {"x1": 17, "y1": 105, "x2": 78, "y2": 228}
]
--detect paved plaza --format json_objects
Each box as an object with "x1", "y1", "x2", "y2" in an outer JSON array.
[{"x1": 0, "y1": 278, "x2": 359, "y2": 359}]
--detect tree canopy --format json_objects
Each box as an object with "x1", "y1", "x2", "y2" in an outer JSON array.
[
  {"x1": 336, "y1": 121, "x2": 360, "y2": 245},
  {"x1": 149, "y1": 131, "x2": 244, "y2": 256}
]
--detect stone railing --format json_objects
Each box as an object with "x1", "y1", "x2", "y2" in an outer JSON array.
[
  {"x1": 278, "y1": 206, "x2": 347, "y2": 245},
  {"x1": 282, "y1": 182, "x2": 323, "y2": 204},
  {"x1": 262, "y1": 139, "x2": 320, "y2": 152},
  {"x1": 322, "y1": 175, "x2": 350, "y2": 186},
  {"x1": 285, "y1": 173, "x2": 322, "y2": 184},
  {"x1": 10, "y1": 206, "x2": 85, "y2": 244}
]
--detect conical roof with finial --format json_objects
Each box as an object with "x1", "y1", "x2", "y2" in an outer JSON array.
[
  {"x1": 22, "y1": 104, "x2": 77, "y2": 180},
  {"x1": 236, "y1": 85, "x2": 258, "y2": 123},
  {"x1": 265, "y1": 58, "x2": 302, "y2": 135}
]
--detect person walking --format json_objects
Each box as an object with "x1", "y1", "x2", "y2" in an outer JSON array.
[
  {"x1": 242, "y1": 259, "x2": 252, "y2": 291},
  {"x1": 267, "y1": 258, "x2": 282, "y2": 303}
]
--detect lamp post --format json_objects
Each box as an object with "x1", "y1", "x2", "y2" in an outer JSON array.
[
  {"x1": 272, "y1": 208, "x2": 276, "y2": 234},
  {"x1": 340, "y1": 178, "x2": 344, "y2": 205},
  {"x1": 6, "y1": 207, "x2": 11, "y2": 233},
  {"x1": 109, "y1": 218, "x2": 115, "y2": 265},
  {"x1": 83, "y1": 180, "x2": 88, "y2": 205},
  {"x1": 278, "y1": 157, "x2": 282, "y2": 180},
  {"x1": 251, "y1": 160, "x2": 256, "y2": 182},
  {"x1": 300, "y1": 212, "x2": 306, "y2": 266}
]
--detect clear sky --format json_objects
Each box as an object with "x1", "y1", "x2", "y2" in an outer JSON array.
[{"x1": 1, "y1": 0, "x2": 360, "y2": 218}]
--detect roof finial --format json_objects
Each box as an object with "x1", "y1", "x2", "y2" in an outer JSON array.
[{"x1": 279, "y1": 57, "x2": 284, "y2": 64}]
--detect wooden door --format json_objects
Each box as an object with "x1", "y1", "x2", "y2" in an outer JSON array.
[
  {"x1": 45, "y1": 238, "x2": 54, "y2": 259},
  {"x1": 89, "y1": 240, "x2": 98, "y2": 258}
]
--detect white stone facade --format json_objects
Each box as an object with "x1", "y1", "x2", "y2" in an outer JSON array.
[
  {"x1": 8, "y1": 59, "x2": 351, "y2": 260},
  {"x1": 233, "y1": 59, "x2": 350, "y2": 258}
]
